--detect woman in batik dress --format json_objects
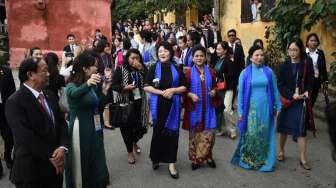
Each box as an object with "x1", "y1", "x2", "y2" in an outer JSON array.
[{"x1": 182, "y1": 46, "x2": 218, "y2": 170}]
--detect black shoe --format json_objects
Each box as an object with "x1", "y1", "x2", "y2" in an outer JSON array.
[
  {"x1": 207, "y1": 159, "x2": 216, "y2": 168},
  {"x1": 299, "y1": 161, "x2": 312, "y2": 170},
  {"x1": 152, "y1": 163, "x2": 159, "y2": 170},
  {"x1": 104, "y1": 125, "x2": 115, "y2": 130},
  {"x1": 168, "y1": 167, "x2": 179, "y2": 179},
  {"x1": 191, "y1": 163, "x2": 201, "y2": 170}
]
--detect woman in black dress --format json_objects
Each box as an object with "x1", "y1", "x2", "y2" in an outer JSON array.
[
  {"x1": 277, "y1": 39, "x2": 315, "y2": 170},
  {"x1": 144, "y1": 42, "x2": 186, "y2": 179},
  {"x1": 111, "y1": 49, "x2": 148, "y2": 164}
]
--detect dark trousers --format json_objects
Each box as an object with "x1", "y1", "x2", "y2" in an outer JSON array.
[
  {"x1": 15, "y1": 175, "x2": 63, "y2": 188},
  {"x1": 311, "y1": 77, "x2": 321, "y2": 107},
  {"x1": 0, "y1": 104, "x2": 14, "y2": 162},
  {"x1": 16, "y1": 181, "x2": 62, "y2": 188},
  {"x1": 119, "y1": 100, "x2": 145, "y2": 153},
  {"x1": 120, "y1": 126, "x2": 145, "y2": 153}
]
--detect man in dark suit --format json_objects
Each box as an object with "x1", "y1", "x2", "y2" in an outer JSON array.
[
  {"x1": 63, "y1": 34, "x2": 77, "y2": 54},
  {"x1": 5, "y1": 58, "x2": 68, "y2": 188},
  {"x1": 208, "y1": 23, "x2": 222, "y2": 48},
  {"x1": 227, "y1": 29, "x2": 245, "y2": 75},
  {"x1": 0, "y1": 64, "x2": 16, "y2": 178}
]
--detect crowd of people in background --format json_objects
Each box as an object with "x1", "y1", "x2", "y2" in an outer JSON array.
[{"x1": 0, "y1": 16, "x2": 335, "y2": 188}]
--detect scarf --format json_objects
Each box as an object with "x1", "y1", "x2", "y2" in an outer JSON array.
[
  {"x1": 189, "y1": 64, "x2": 216, "y2": 132},
  {"x1": 150, "y1": 62, "x2": 181, "y2": 135},
  {"x1": 238, "y1": 65, "x2": 275, "y2": 135}
]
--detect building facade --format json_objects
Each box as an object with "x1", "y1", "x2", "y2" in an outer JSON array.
[
  {"x1": 5, "y1": 0, "x2": 112, "y2": 67},
  {"x1": 160, "y1": 0, "x2": 335, "y2": 67}
]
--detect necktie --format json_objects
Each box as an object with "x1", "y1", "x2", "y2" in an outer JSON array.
[
  {"x1": 38, "y1": 94, "x2": 54, "y2": 123},
  {"x1": 38, "y1": 94, "x2": 50, "y2": 116}
]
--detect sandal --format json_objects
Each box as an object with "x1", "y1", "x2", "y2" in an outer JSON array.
[
  {"x1": 277, "y1": 153, "x2": 285, "y2": 162},
  {"x1": 127, "y1": 154, "x2": 136, "y2": 165},
  {"x1": 134, "y1": 144, "x2": 141, "y2": 154}
]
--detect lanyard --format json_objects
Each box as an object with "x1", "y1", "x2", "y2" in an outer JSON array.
[{"x1": 131, "y1": 72, "x2": 139, "y2": 86}]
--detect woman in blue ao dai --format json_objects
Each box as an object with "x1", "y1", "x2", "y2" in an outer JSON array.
[{"x1": 231, "y1": 45, "x2": 281, "y2": 172}]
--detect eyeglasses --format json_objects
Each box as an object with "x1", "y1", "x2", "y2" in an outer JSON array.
[{"x1": 288, "y1": 48, "x2": 299, "y2": 52}]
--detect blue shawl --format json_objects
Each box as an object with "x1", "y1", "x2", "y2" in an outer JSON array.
[
  {"x1": 150, "y1": 62, "x2": 181, "y2": 135},
  {"x1": 190, "y1": 65, "x2": 216, "y2": 131},
  {"x1": 238, "y1": 65, "x2": 275, "y2": 135},
  {"x1": 143, "y1": 51, "x2": 150, "y2": 64}
]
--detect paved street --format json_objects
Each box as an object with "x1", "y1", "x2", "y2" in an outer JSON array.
[
  {"x1": 1, "y1": 94, "x2": 335, "y2": 188},
  {"x1": 0, "y1": 71, "x2": 335, "y2": 188}
]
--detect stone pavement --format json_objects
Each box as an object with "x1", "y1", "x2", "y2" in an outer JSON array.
[{"x1": 0, "y1": 70, "x2": 335, "y2": 187}]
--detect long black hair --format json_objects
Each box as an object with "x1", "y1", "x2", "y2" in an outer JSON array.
[
  {"x1": 306, "y1": 33, "x2": 320, "y2": 47},
  {"x1": 44, "y1": 52, "x2": 59, "y2": 76},
  {"x1": 68, "y1": 50, "x2": 97, "y2": 86},
  {"x1": 123, "y1": 48, "x2": 146, "y2": 71},
  {"x1": 287, "y1": 38, "x2": 307, "y2": 60}
]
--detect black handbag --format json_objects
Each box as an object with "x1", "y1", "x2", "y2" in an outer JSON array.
[{"x1": 109, "y1": 92, "x2": 133, "y2": 127}]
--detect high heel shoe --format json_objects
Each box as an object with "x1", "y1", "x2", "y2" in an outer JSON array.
[
  {"x1": 277, "y1": 153, "x2": 285, "y2": 162},
  {"x1": 299, "y1": 161, "x2": 311, "y2": 170},
  {"x1": 168, "y1": 166, "x2": 179, "y2": 179}
]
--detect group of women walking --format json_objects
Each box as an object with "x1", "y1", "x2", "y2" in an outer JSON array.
[{"x1": 61, "y1": 34, "x2": 326, "y2": 187}]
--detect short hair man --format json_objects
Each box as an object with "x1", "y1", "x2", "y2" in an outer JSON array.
[
  {"x1": 5, "y1": 58, "x2": 68, "y2": 188},
  {"x1": 177, "y1": 36, "x2": 189, "y2": 65},
  {"x1": 29, "y1": 47, "x2": 43, "y2": 62},
  {"x1": 63, "y1": 34, "x2": 77, "y2": 54}
]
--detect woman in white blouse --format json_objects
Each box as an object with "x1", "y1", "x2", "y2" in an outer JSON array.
[{"x1": 305, "y1": 33, "x2": 328, "y2": 107}]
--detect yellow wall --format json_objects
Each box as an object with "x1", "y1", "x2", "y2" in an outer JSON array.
[
  {"x1": 163, "y1": 6, "x2": 198, "y2": 28},
  {"x1": 185, "y1": 6, "x2": 198, "y2": 29},
  {"x1": 219, "y1": 0, "x2": 336, "y2": 67},
  {"x1": 163, "y1": 11, "x2": 176, "y2": 25}
]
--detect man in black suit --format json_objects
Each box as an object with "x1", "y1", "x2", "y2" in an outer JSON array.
[
  {"x1": 227, "y1": 29, "x2": 245, "y2": 76},
  {"x1": 208, "y1": 23, "x2": 222, "y2": 48},
  {"x1": 63, "y1": 34, "x2": 77, "y2": 54},
  {"x1": 0, "y1": 64, "x2": 16, "y2": 178},
  {"x1": 5, "y1": 58, "x2": 68, "y2": 188}
]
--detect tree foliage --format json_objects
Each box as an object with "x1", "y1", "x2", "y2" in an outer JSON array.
[
  {"x1": 112, "y1": 0, "x2": 149, "y2": 23},
  {"x1": 304, "y1": 0, "x2": 336, "y2": 31},
  {"x1": 265, "y1": 0, "x2": 310, "y2": 52},
  {"x1": 265, "y1": 0, "x2": 336, "y2": 86},
  {"x1": 112, "y1": 0, "x2": 209, "y2": 24}
]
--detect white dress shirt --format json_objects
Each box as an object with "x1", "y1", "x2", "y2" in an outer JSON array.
[
  {"x1": 180, "y1": 48, "x2": 188, "y2": 65},
  {"x1": 306, "y1": 48, "x2": 319, "y2": 78},
  {"x1": 213, "y1": 31, "x2": 218, "y2": 44}
]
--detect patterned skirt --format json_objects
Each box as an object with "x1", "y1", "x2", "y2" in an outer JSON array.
[{"x1": 189, "y1": 131, "x2": 215, "y2": 165}]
